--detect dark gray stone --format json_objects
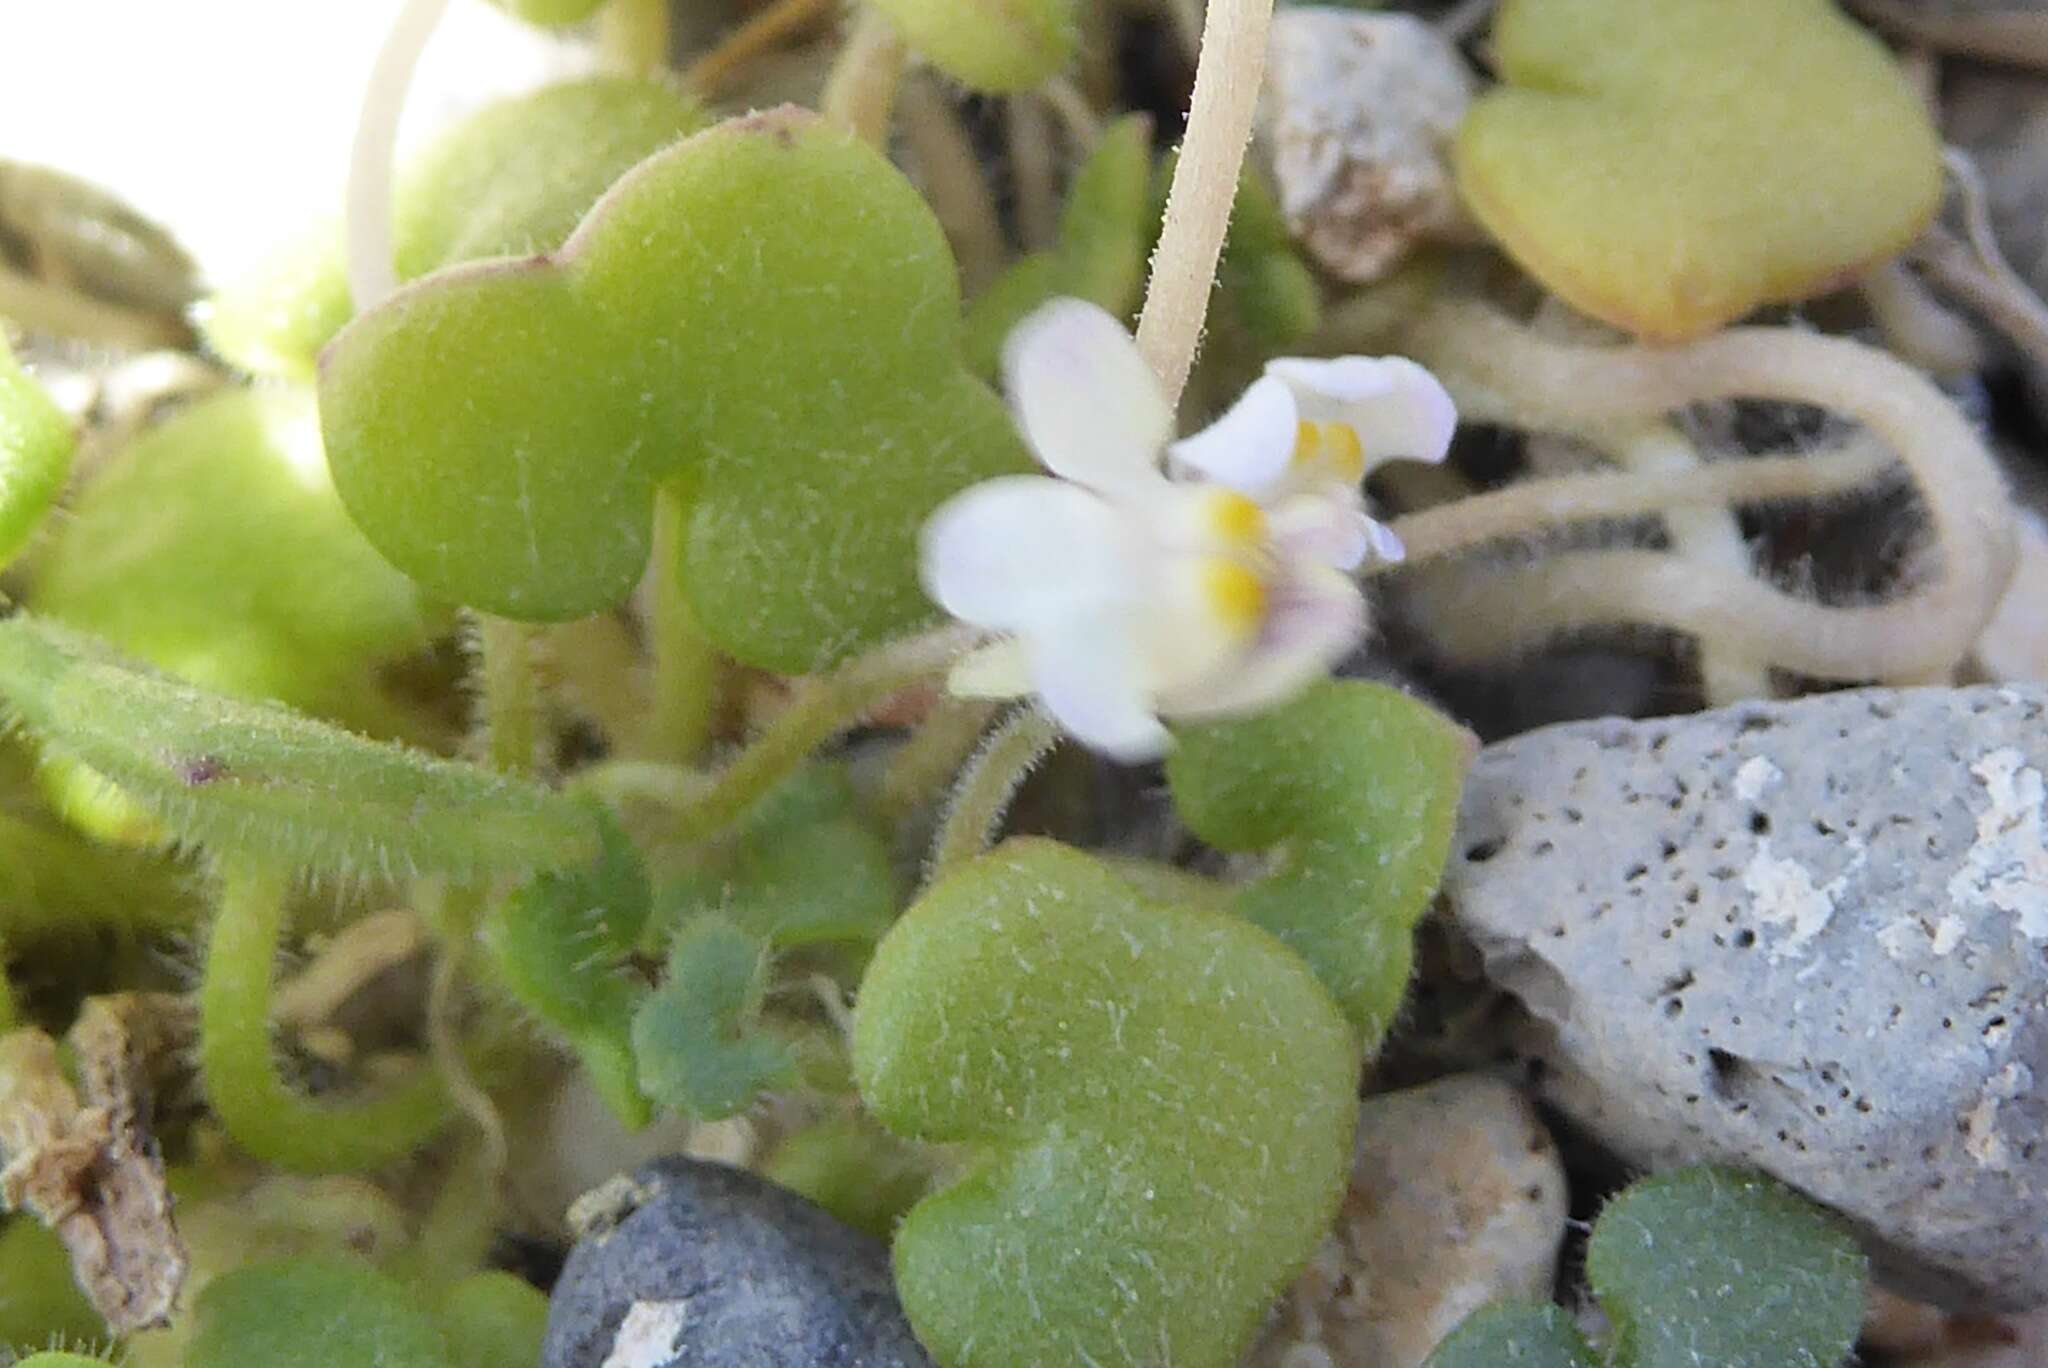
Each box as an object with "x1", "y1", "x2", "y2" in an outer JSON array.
[
  {"x1": 543, "y1": 1157, "x2": 934, "y2": 1368},
  {"x1": 1441, "y1": 685, "x2": 2048, "y2": 1313}
]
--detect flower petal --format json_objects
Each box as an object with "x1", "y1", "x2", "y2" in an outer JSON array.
[
  {"x1": 1003, "y1": 298, "x2": 1173, "y2": 496},
  {"x1": 1161, "y1": 564, "x2": 1365, "y2": 720},
  {"x1": 1027, "y1": 612, "x2": 1171, "y2": 761},
  {"x1": 1266, "y1": 355, "x2": 1456, "y2": 470},
  {"x1": 1269, "y1": 492, "x2": 1373, "y2": 571},
  {"x1": 920, "y1": 476, "x2": 1136, "y2": 631},
  {"x1": 1166, "y1": 375, "x2": 1300, "y2": 496}
]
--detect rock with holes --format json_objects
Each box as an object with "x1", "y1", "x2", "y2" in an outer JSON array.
[
  {"x1": 1260, "y1": 9, "x2": 1474, "y2": 282},
  {"x1": 1247, "y1": 1074, "x2": 1568, "y2": 1368},
  {"x1": 1441, "y1": 684, "x2": 2048, "y2": 1313},
  {"x1": 542, "y1": 1156, "x2": 933, "y2": 1368}
]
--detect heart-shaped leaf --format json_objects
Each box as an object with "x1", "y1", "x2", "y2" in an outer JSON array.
[
  {"x1": 1166, "y1": 680, "x2": 1472, "y2": 1046},
  {"x1": 0, "y1": 616, "x2": 597, "y2": 879},
  {"x1": 206, "y1": 77, "x2": 706, "y2": 379},
  {"x1": 871, "y1": 0, "x2": 1079, "y2": 92},
  {"x1": 490, "y1": 0, "x2": 610, "y2": 24},
  {"x1": 436, "y1": 1271, "x2": 549, "y2": 1368},
  {"x1": 853, "y1": 839, "x2": 1358, "y2": 1368},
  {"x1": 0, "y1": 337, "x2": 72, "y2": 573},
  {"x1": 1587, "y1": 1167, "x2": 1866, "y2": 1368},
  {"x1": 1455, "y1": 0, "x2": 1941, "y2": 339},
  {"x1": 319, "y1": 106, "x2": 1026, "y2": 669}
]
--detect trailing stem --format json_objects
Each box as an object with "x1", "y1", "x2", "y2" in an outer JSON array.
[
  {"x1": 472, "y1": 614, "x2": 543, "y2": 777},
  {"x1": 821, "y1": 4, "x2": 907, "y2": 148},
  {"x1": 199, "y1": 862, "x2": 449, "y2": 1173},
  {"x1": 649, "y1": 487, "x2": 721, "y2": 764},
  {"x1": 1136, "y1": 0, "x2": 1277, "y2": 406},
  {"x1": 1396, "y1": 298, "x2": 2016, "y2": 684}
]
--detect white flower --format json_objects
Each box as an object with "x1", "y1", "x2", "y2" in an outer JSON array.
[{"x1": 919, "y1": 298, "x2": 1455, "y2": 761}]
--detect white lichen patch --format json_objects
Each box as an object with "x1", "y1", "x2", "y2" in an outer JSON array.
[
  {"x1": 1947, "y1": 749, "x2": 2048, "y2": 941},
  {"x1": 1733, "y1": 755, "x2": 1782, "y2": 802},
  {"x1": 1745, "y1": 837, "x2": 1860, "y2": 960},
  {"x1": 601, "y1": 1299, "x2": 691, "y2": 1368}
]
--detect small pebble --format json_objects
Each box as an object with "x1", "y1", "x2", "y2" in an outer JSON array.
[
  {"x1": 543, "y1": 1157, "x2": 933, "y2": 1368},
  {"x1": 1442, "y1": 685, "x2": 2048, "y2": 1311},
  {"x1": 1247, "y1": 1075, "x2": 1568, "y2": 1368},
  {"x1": 1261, "y1": 9, "x2": 1473, "y2": 282}
]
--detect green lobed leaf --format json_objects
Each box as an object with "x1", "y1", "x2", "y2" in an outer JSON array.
[
  {"x1": 1587, "y1": 1166, "x2": 1867, "y2": 1368},
  {"x1": 436, "y1": 1271, "x2": 549, "y2": 1368},
  {"x1": 206, "y1": 76, "x2": 706, "y2": 378},
  {"x1": 854, "y1": 839, "x2": 1358, "y2": 1368},
  {"x1": 869, "y1": 0, "x2": 1079, "y2": 92},
  {"x1": 0, "y1": 616, "x2": 598, "y2": 879},
  {"x1": 1423, "y1": 1303, "x2": 1598, "y2": 1368},
  {"x1": 189, "y1": 1258, "x2": 452, "y2": 1368},
  {"x1": 485, "y1": 808, "x2": 653, "y2": 1125},
  {"x1": 0, "y1": 335, "x2": 74, "y2": 573},
  {"x1": 657, "y1": 764, "x2": 898, "y2": 951},
  {"x1": 631, "y1": 916, "x2": 796, "y2": 1121},
  {"x1": 319, "y1": 106, "x2": 1028, "y2": 668},
  {"x1": 965, "y1": 114, "x2": 1155, "y2": 375},
  {"x1": 1166, "y1": 680, "x2": 1472, "y2": 1046}
]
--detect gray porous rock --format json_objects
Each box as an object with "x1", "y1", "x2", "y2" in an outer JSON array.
[
  {"x1": 543, "y1": 1156, "x2": 934, "y2": 1368},
  {"x1": 1247, "y1": 1075, "x2": 1568, "y2": 1368},
  {"x1": 1440, "y1": 685, "x2": 2048, "y2": 1312}
]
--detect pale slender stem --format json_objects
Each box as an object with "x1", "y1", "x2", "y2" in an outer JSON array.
[
  {"x1": 649, "y1": 487, "x2": 721, "y2": 764},
  {"x1": 821, "y1": 4, "x2": 907, "y2": 148},
  {"x1": 473, "y1": 615, "x2": 543, "y2": 776},
  {"x1": 1007, "y1": 96, "x2": 1062, "y2": 252},
  {"x1": 1916, "y1": 228, "x2": 2048, "y2": 374},
  {"x1": 1381, "y1": 442, "x2": 1894, "y2": 568},
  {"x1": 599, "y1": 0, "x2": 671, "y2": 75},
  {"x1": 1859, "y1": 257, "x2": 1984, "y2": 378},
  {"x1": 1597, "y1": 423, "x2": 1772, "y2": 705},
  {"x1": 346, "y1": 0, "x2": 452, "y2": 313},
  {"x1": 1136, "y1": 0, "x2": 1276, "y2": 406},
  {"x1": 1401, "y1": 299, "x2": 2016, "y2": 683},
  {"x1": 878, "y1": 698, "x2": 998, "y2": 829},
  {"x1": 669, "y1": 626, "x2": 979, "y2": 843},
  {"x1": 929, "y1": 707, "x2": 1059, "y2": 880},
  {"x1": 423, "y1": 886, "x2": 507, "y2": 1173},
  {"x1": 897, "y1": 78, "x2": 1008, "y2": 294},
  {"x1": 682, "y1": 0, "x2": 834, "y2": 96}
]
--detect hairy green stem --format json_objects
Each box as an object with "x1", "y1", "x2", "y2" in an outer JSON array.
[
  {"x1": 200, "y1": 862, "x2": 449, "y2": 1173},
  {"x1": 670, "y1": 626, "x2": 977, "y2": 843},
  {"x1": 929, "y1": 706, "x2": 1059, "y2": 879},
  {"x1": 649, "y1": 487, "x2": 721, "y2": 764},
  {"x1": 878, "y1": 698, "x2": 998, "y2": 829},
  {"x1": 474, "y1": 615, "x2": 543, "y2": 776},
  {"x1": 1136, "y1": 0, "x2": 1277, "y2": 406}
]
